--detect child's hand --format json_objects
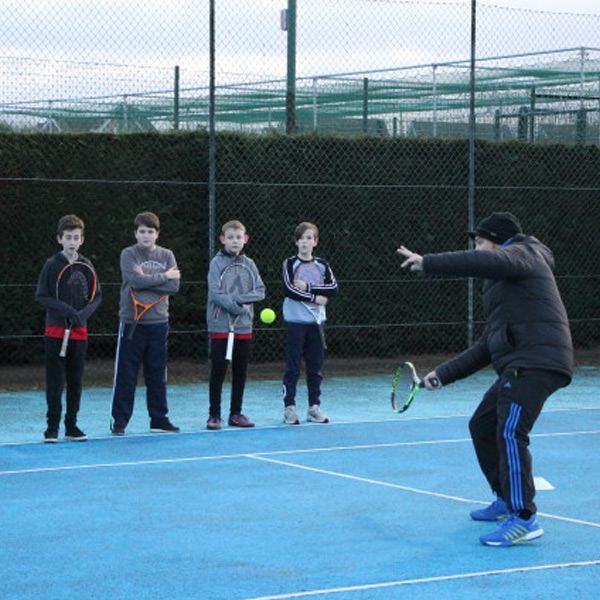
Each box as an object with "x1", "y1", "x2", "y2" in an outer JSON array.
[
  {"x1": 293, "y1": 279, "x2": 308, "y2": 291},
  {"x1": 165, "y1": 266, "x2": 181, "y2": 280},
  {"x1": 315, "y1": 295, "x2": 328, "y2": 306}
]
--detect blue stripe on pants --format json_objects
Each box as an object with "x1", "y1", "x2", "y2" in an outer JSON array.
[{"x1": 504, "y1": 403, "x2": 524, "y2": 512}]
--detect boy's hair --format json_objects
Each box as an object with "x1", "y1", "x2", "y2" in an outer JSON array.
[
  {"x1": 221, "y1": 220, "x2": 246, "y2": 235},
  {"x1": 57, "y1": 214, "x2": 85, "y2": 237},
  {"x1": 134, "y1": 211, "x2": 160, "y2": 231},
  {"x1": 294, "y1": 222, "x2": 319, "y2": 241}
]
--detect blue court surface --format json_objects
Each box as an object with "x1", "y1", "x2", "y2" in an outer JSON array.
[{"x1": 2, "y1": 368, "x2": 599, "y2": 600}]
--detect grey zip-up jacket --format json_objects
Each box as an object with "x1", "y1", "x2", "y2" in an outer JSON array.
[{"x1": 206, "y1": 250, "x2": 266, "y2": 334}]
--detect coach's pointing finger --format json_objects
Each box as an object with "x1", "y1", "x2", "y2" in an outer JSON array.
[{"x1": 397, "y1": 246, "x2": 424, "y2": 271}]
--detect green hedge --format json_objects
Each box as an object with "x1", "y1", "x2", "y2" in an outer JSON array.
[{"x1": 1, "y1": 131, "x2": 599, "y2": 364}]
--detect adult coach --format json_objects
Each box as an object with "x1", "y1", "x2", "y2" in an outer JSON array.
[{"x1": 397, "y1": 212, "x2": 573, "y2": 547}]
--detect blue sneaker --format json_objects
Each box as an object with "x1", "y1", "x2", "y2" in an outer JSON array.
[
  {"x1": 480, "y1": 514, "x2": 544, "y2": 547},
  {"x1": 470, "y1": 498, "x2": 509, "y2": 521}
]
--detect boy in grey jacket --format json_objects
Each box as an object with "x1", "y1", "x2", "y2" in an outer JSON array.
[
  {"x1": 206, "y1": 220, "x2": 265, "y2": 430},
  {"x1": 110, "y1": 212, "x2": 181, "y2": 436}
]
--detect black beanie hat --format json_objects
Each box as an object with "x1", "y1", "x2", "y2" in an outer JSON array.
[{"x1": 468, "y1": 212, "x2": 522, "y2": 245}]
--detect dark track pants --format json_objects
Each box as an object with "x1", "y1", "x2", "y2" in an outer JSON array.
[
  {"x1": 469, "y1": 368, "x2": 569, "y2": 515},
  {"x1": 282, "y1": 322, "x2": 324, "y2": 406},
  {"x1": 44, "y1": 336, "x2": 87, "y2": 428},
  {"x1": 209, "y1": 337, "x2": 252, "y2": 418},
  {"x1": 111, "y1": 322, "x2": 170, "y2": 427}
]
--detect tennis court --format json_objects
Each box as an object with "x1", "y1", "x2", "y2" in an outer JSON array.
[{"x1": 2, "y1": 368, "x2": 599, "y2": 600}]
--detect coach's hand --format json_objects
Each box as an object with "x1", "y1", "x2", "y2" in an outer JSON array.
[
  {"x1": 424, "y1": 372, "x2": 442, "y2": 390},
  {"x1": 397, "y1": 246, "x2": 423, "y2": 271}
]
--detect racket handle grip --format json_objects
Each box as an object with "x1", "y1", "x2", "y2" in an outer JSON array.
[
  {"x1": 225, "y1": 332, "x2": 234, "y2": 361},
  {"x1": 59, "y1": 329, "x2": 70, "y2": 358},
  {"x1": 419, "y1": 376, "x2": 440, "y2": 389}
]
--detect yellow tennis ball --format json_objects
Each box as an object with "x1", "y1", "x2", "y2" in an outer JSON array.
[{"x1": 260, "y1": 308, "x2": 276, "y2": 324}]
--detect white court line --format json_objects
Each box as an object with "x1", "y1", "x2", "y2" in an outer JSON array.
[
  {"x1": 0, "y1": 414, "x2": 482, "y2": 447},
  {"x1": 3, "y1": 429, "x2": 600, "y2": 529},
  {"x1": 2, "y1": 429, "x2": 600, "y2": 477},
  {"x1": 2, "y1": 405, "x2": 598, "y2": 447},
  {"x1": 0, "y1": 437, "x2": 474, "y2": 476},
  {"x1": 248, "y1": 455, "x2": 600, "y2": 529},
  {"x1": 248, "y1": 454, "x2": 484, "y2": 505},
  {"x1": 0, "y1": 453, "x2": 245, "y2": 476},
  {"x1": 238, "y1": 560, "x2": 600, "y2": 600}
]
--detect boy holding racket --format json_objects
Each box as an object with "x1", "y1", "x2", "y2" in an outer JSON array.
[
  {"x1": 282, "y1": 222, "x2": 338, "y2": 425},
  {"x1": 206, "y1": 220, "x2": 265, "y2": 430},
  {"x1": 36, "y1": 214, "x2": 102, "y2": 443},
  {"x1": 110, "y1": 212, "x2": 181, "y2": 435},
  {"x1": 398, "y1": 212, "x2": 573, "y2": 547}
]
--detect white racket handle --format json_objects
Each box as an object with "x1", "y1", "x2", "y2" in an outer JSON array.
[
  {"x1": 59, "y1": 329, "x2": 70, "y2": 358},
  {"x1": 225, "y1": 331, "x2": 234, "y2": 361}
]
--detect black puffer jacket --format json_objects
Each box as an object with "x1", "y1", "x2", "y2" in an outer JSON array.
[{"x1": 422, "y1": 235, "x2": 573, "y2": 386}]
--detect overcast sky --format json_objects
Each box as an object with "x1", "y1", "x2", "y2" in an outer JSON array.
[
  {"x1": 478, "y1": 0, "x2": 598, "y2": 12},
  {"x1": 2, "y1": 0, "x2": 600, "y2": 105}
]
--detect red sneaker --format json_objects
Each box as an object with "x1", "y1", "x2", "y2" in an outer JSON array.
[
  {"x1": 228, "y1": 413, "x2": 255, "y2": 428},
  {"x1": 206, "y1": 416, "x2": 222, "y2": 430}
]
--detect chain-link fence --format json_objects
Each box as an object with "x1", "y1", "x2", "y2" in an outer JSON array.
[{"x1": 1, "y1": 1, "x2": 600, "y2": 390}]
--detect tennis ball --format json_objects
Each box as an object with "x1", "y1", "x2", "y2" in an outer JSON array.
[{"x1": 260, "y1": 308, "x2": 276, "y2": 324}]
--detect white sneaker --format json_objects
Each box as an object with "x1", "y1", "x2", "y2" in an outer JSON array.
[
  {"x1": 307, "y1": 404, "x2": 329, "y2": 423},
  {"x1": 284, "y1": 405, "x2": 300, "y2": 425}
]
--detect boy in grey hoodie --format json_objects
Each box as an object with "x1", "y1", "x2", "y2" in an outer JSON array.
[{"x1": 206, "y1": 220, "x2": 265, "y2": 430}]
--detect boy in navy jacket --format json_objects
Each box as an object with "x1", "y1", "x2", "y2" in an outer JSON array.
[{"x1": 36, "y1": 214, "x2": 102, "y2": 442}]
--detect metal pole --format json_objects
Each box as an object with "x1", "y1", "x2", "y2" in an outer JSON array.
[
  {"x1": 208, "y1": 0, "x2": 216, "y2": 261},
  {"x1": 529, "y1": 86, "x2": 535, "y2": 143},
  {"x1": 362, "y1": 77, "x2": 369, "y2": 133},
  {"x1": 312, "y1": 77, "x2": 318, "y2": 132},
  {"x1": 467, "y1": 0, "x2": 477, "y2": 347},
  {"x1": 286, "y1": 0, "x2": 297, "y2": 134},
  {"x1": 579, "y1": 47, "x2": 586, "y2": 110},
  {"x1": 173, "y1": 65, "x2": 180, "y2": 131},
  {"x1": 432, "y1": 65, "x2": 438, "y2": 137}
]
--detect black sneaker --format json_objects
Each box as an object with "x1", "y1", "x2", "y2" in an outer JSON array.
[
  {"x1": 44, "y1": 428, "x2": 59, "y2": 443},
  {"x1": 65, "y1": 425, "x2": 88, "y2": 441},
  {"x1": 111, "y1": 423, "x2": 126, "y2": 436},
  {"x1": 150, "y1": 420, "x2": 180, "y2": 433}
]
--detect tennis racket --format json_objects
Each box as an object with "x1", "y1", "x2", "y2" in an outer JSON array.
[
  {"x1": 390, "y1": 361, "x2": 439, "y2": 413},
  {"x1": 220, "y1": 262, "x2": 256, "y2": 361},
  {"x1": 127, "y1": 260, "x2": 166, "y2": 340},
  {"x1": 293, "y1": 260, "x2": 327, "y2": 350},
  {"x1": 55, "y1": 261, "x2": 98, "y2": 357}
]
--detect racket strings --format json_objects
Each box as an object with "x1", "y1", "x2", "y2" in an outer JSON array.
[{"x1": 57, "y1": 264, "x2": 94, "y2": 309}]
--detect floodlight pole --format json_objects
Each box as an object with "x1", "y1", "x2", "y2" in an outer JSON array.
[
  {"x1": 208, "y1": 0, "x2": 216, "y2": 261},
  {"x1": 173, "y1": 65, "x2": 180, "y2": 131},
  {"x1": 207, "y1": 0, "x2": 217, "y2": 361},
  {"x1": 285, "y1": 0, "x2": 297, "y2": 134},
  {"x1": 467, "y1": 0, "x2": 477, "y2": 347}
]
